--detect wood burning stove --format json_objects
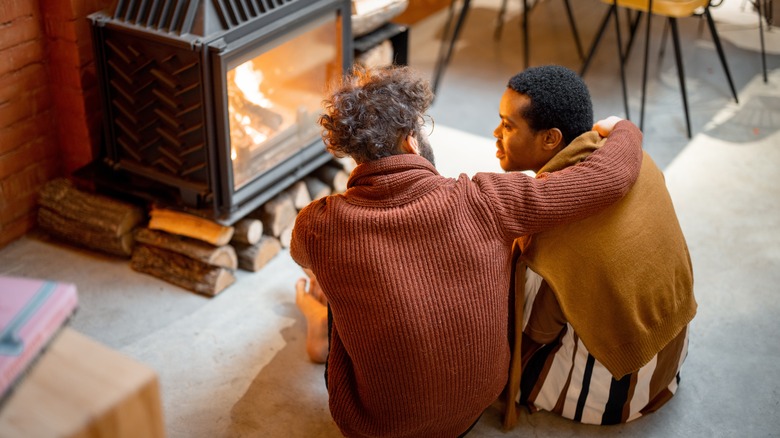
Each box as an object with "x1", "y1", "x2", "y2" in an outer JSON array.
[{"x1": 86, "y1": 0, "x2": 352, "y2": 224}]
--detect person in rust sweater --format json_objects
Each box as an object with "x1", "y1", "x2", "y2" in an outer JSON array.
[
  {"x1": 290, "y1": 65, "x2": 644, "y2": 438},
  {"x1": 494, "y1": 65, "x2": 696, "y2": 429}
]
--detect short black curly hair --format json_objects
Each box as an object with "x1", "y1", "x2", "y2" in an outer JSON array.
[
  {"x1": 319, "y1": 65, "x2": 433, "y2": 164},
  {"x1": 507, "y1": 65, "x2": 593, "y2": 146}
]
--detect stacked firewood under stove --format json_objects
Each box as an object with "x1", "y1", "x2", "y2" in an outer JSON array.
[{"x1": 36, "y1": 158, "x2": 353, "y2": 296}]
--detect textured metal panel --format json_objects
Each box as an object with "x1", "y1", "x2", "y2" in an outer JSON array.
[
  {"x1": 102, "y1": 29, "x2": 210, "y2": 186},
  {"x1": 111, "y1": 0, "x2": 297, "y2": 34}
]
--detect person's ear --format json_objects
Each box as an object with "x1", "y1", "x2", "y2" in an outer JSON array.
[
  {"x1": 401, "y1": 133, "x2": 420, "y2": 155},
  {"x1": 541, "y1": 128, "x2": 563, "y2": 151}
]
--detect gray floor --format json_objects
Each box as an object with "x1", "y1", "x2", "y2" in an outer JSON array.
[{"x1": 2, "y1": 0, "x2": 779, "y2": 436}]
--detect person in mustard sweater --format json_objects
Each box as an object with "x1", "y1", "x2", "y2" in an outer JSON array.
[
  {"x1": 494, "y1": 65, "x2": 697, "y2": 429},
  {"x1": 291, "y1": 64, "x2": 645, "y2": 438}
]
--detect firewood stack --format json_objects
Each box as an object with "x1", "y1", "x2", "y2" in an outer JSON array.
[
  {"x1": 37, "y1": 178, "x2": 144, "y2": 258},
  {"x1": 35, "y1": 158, "x2": 354, "y2": 295},
  {"x1": 240, "y1": 158, "x2": 353, "y2": 271},
  {"x1": 131, "y1": 208, "x2": 238, "y2": 296}
]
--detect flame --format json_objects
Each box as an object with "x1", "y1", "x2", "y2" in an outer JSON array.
[{"x1": 233, "y1": 62, "x2": 272, "y2": 108}]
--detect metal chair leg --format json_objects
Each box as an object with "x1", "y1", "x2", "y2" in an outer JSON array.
[
  {"x1": 580, "y1": 4, "x2": 615, "y2": 76},
  {"x1": 640, "y1": 0, "x2": 653, "y2": 131},
  {"x1": 703, "y1": 7, "x2": 739, "y2": 103},
  {"x1": 432, "y1": 0, "x2": 473, "y2": 95},
  {"x1": 563, "y1": 0, "x2": 585, "y2": 61},
  {"x1": 668, "y1": 17, "x2": 692, "y2": 138},
  {"x1": 523, "y1": 0, "x2": 530, "y2": 68},
  {"x1": 494, "y1": 0, "x2": 509, "y2": 40},
  {"x1": 613, "y1": 0, "x2": 630, "y2": 120},
  {"x1": 757, "y1": 0, "x2": 768, "y2": 82}
]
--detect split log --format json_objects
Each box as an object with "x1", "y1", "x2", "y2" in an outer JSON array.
[
  {"x1": 230, "y1": 218, "x2": 263, "y2": 246},
  {"x1": 37, "y1": 178, "x2": 144, "y2": 257},
  {"x1": 252, "y1": 193, "x2": 297, "y2": 237},
  {"x1": 315, "y1": 163, "x2": 349, "y2": 193},
  {"x1": 234, "y1": 236, "x2": 282, "y2": 272},
  {"x1": 131, "y1": 245, "x2": 235, "y2": 296},
  {"x1": 279, "y1": 222, "x2": 294, "y2": 249},
  {"x1": 304, "y1": 176, "x2": 331, "y2": 201},
  {"x1": 284, "y1": 180, "x2": 312, "y2": 210},
  {"x1": 148, "y1": 207, "x2": 234, "y2": 246},
  {"x1": 134, "y1": 228, "x2": 237, "y2": 270}
]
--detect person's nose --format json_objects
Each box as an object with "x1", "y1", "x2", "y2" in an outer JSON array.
[{"x1": 493, "y1": 125, "x2": 501, "y2": 139}]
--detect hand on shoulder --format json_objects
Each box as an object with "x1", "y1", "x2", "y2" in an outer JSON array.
[{"x1": 592, "y1": 116, "x2": 624, "y2": 138}]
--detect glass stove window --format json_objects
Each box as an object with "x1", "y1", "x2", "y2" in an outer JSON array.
[{"x1": 227, "y1": 14, "x2": 340, "y2": 190}]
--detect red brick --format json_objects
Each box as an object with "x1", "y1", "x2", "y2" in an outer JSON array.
[
  {"x1": 43, "y1": 16, "x2": 78, "y2": 43},
  {"x1": 0, "y1": 185, "x2": 38, "y2": 223},
  {"x1": 0, "y1": 15, "x2": 43, "y2": 51},
  {"x1": 0, "y1": 84, "x2": 52, "y2": 127},
  {"x1": 0, "y1": 39, "x2": 46, "y2": 76},
  {"x1": 0, "y1": 0, "x2": 40, "y2": 22},
  {"x1": 63, "y1": 151, "x2": 94, "y2": 174},
  {"x1": 39, "y1": 0, "x2": 78, "y2": 21},
  {"x1": 0, "y1": 63, "x2": 47, "y2": 103},
  {"x1": 0, "y1": 211, "x2": 37, "y2": 249},
  {"x1": 51, "y1": 87, "x2": 88, "y2": 118},
  {"x1": 47, "y1": 62, "x2": 82, "y2": 88},
  {"x1": 0, "y1": 136, "x2": 52, "y2": 179},
  {"x1": 0, "y1": 161, "x2": 55, "y2": 205},
  {"x1": 0, "y1": 113, "x2": 55, "y2": 156}
]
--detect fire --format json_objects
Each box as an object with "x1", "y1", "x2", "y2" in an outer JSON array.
[
  {"x1": 233, "y1": 62, "x2": 272, "y2": 108},
  {"x1": 228, "y1": 60, "x2": 283, "y2": 162}
]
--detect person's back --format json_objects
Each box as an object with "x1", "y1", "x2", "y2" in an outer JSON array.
[
  {"x1": 291, "y1": 65, "x2": 645, "y2": 437},
  {"x1": 492, "y1": 65, "x2": 696, "y2": 428}
]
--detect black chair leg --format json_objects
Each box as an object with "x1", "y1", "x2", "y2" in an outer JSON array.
[
  {"x1": 494, "y1": 0, "x2": 509, "y2": 40},
  {"x1": 703, "y1": 7, "x2": 739, "y2": 103},
  {"x1": 613, "y1": 1, "x2": 630, "y2": 120},
  {"x1": 523, "y1": 0, "x2": 530, "y2": 68},
  {"x1": 624, "y1": 10, "x2": 645, "y2": 62},
  {"x1": 757, "y1": 0, "x2": 768, "y2": 82},
  {"x1": 669, "y1": 17, "x2": 692, "y2": 138},
  {"x1": 581, "y1": 5, "x2": 615, "y2": 76},
  {"x1": 432, "y1": 0, "x2": 472, "y2": 95},
  {"x1": 563, "y1": 0, "x2": 585, "y2": 61},
  {"x1": 640, "y1": 0, "x2": 653, "y2": 131}
]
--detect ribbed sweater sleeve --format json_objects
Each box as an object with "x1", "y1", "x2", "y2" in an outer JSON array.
[{"x1": 474, "y1": 120, "x2": 643, "y2": 241}]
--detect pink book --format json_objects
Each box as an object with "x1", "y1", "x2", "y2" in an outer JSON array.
[{"x1": 0, "y1": 276, "x2": 78, "y2": 404}]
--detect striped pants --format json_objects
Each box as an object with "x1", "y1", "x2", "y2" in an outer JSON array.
[{"x1": 517, "y1": 269, "x2": 690, "y2": 425}]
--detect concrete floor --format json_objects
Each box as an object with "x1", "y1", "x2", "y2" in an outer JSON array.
[{"x1": 1, "y1": 0, "x2": 779, "y2": 436}]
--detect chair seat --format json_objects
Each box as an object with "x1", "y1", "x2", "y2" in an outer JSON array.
[{"x1": 600, "y1": 0, "x2": 709, "y2": 17}]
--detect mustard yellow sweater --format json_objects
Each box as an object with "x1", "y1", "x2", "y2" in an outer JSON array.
[{"x1": 519, "y1": 131, "x2": 696, "y2": 378}]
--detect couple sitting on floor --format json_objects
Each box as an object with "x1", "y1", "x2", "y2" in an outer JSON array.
[{"x1": 292, "y1": 64, "x2": 696, "y2": 437}]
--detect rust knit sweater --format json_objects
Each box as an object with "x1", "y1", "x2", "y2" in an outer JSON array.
[{"x1": 290, "y1": 121, "x2": 643, "y2": 438}]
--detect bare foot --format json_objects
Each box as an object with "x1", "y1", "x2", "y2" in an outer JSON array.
[{"x1": 295, "y1": 277, "x2": 329, "y2": 363}]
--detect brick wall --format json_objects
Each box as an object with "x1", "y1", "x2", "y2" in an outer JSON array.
[{"x1": 0, "y1": 0, "x2": 112, "y2": 249}]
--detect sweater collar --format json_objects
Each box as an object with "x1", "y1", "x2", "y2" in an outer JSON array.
[
  {"x1": 345, "y1": 154, "x2": 442, "y2": 207},
  {"x1": 538, "y1": 131, "x2": 606, "y2": 174}
]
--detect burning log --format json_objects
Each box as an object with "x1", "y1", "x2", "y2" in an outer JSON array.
[
  {"x1": 37, "y1": 178, "x2": 144, "y2": 257},
  {"x1": 131, "y1": 245, "x2": 235, "y2": 296},
  {"x1": 233, "y1": 236, "x2": 282, "y2": 272}
]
